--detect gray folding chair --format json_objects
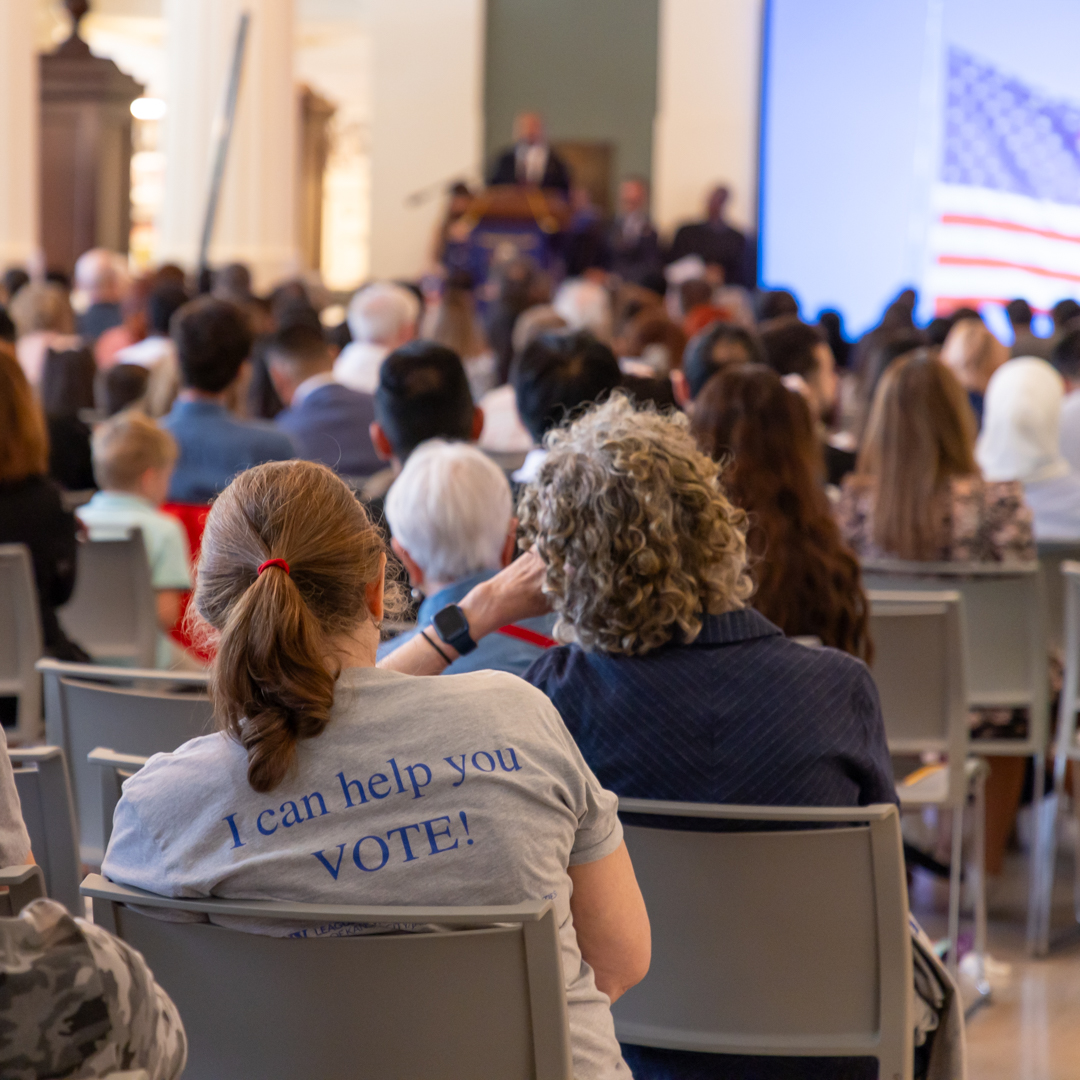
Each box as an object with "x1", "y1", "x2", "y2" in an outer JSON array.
[
  {"x1": 57, "y1": 531, "x2": 157, "y2": 668},
  {"x1": 1031, "y1": 560, "x2": 1080, "y2": 954},
  {"x1": 861, "y1": 559, "x2": 1048, "y2": 952},
  {"x1": 38, "y1": 658, "x2": 212, "y2": 865},
  {"x1": 0, "y1": 865, "x2": 46, "y2": 916},
  {"x1": 611, "y1": 801, "x2": 911, "y2": 1080},
  {"x1": 82, "y1": 874, "x2": 572, "y2": 1080},
  {"x1": 89, "y1": 747, "x2": 148, "y2": 852},
  {"x1": 868, "y1": 590, "x2": 987, "y2": 983},
  {"x1": 0, "y1": 544, "x2": 44, "y2": 741},
  {"x1": 1037, "y1": 541, "x2": 1080, "y2": 653},
  {"x1": 9, "y1": 746, "x2": 80, "y2": 914}
]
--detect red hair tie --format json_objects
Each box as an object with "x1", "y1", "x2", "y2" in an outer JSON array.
[{"x1": 257, "y1": 558, "x2": 290, "y2": 577}]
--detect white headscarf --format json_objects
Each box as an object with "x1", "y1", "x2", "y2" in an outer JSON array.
[{"x1": 976, "y1": 357, "x2": 1070, "y2": 484}]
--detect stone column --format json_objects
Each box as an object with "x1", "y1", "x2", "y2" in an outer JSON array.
[
  {"x1": 0, "y1": 0, "x2": 39, "y2": 268},
  {"x1": 159, "y1": 0, "x2": 297, "y2": 290}
]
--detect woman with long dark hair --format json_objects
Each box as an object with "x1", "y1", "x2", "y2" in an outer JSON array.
[{"x1": 691, "y1": 363, "x2": 872, "y2": 660}]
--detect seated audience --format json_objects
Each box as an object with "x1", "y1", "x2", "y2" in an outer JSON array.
[
  {"x1": 976, "y1": 356, "x2": 1080, "y2": 541},
  {"x1": 817, "y1": 308, "x2": 852, "y2": 369},
  {"x1": 692, "y1": 365, "x2": 871, "y2": 658},
  {"x1": 268, "y1": 324, "x2": 381, "y2": 478},
  {"x1": 617, "y1": 308, "x2": 687, "y2": 379},
  {"x1": 0, "y1": 352, "x2": 89, "y2": 662},
  {"x1": 0, "y1": 898, "x2": 187, "y2": 1079},
  {"x1": 379, "y1": 440, "x2": 558, "y2": 674},
  {"x1": 478, "y1": 304, "x2": 567, "y2": 459},
  {"x1": 396, "y1": 395, "x2": 897, "y2": 1079},
  {"x1": 758, "y1": 315, "x2": 851, "y2": 484},
  {"x1": 755, "y1": 288, "x2": 800, "y2": 322},
  {"x1": 1007, "y1": 298, "x2": 1052, "y2": 360},
  {"x1": 838, "y1": 350, "x2": 1034, "y2": 560},
  {"x1": 161, "y1": 297, "x2": 294, "y2": 504},
  {"x1": 95, "y1": 274, "x2": 152, "y2": 368},
  {"x1": 1, "y1": 267, "x2": 29, "y2": 304},
  {"x1": 247, "y1": 295, "x2": 325, "y2": 421},
  {"x1": 1051, "y1": 298, "x2": 1080, "y2": 338},
  {"x1": 1054, "y1": 329, "x2": 1080, "y2": 473},
  {"x1": 39, "y1": 346, "x2": 97, "y2": 492},
  {"x1": 940, "y1": 317, "x2": 1007, "y2": 428},
  {"x1": 510, "y1": 330, "x2": 622, "y2": 484},
  {"x1": 103, "y1": 459, "x2": 649, "y2": 1080},
  {"x1": 9, "y1": 281, "x2": 80, "y2": 387},
  {"x1": 853, "y1": 330, "x2": 926, "y2": 442},
  {"x1": 77, "y1": 413, "x2": 196, "y2": 669},
  {"x1": 115, "y1": 281, "x2": 189, "y2": 417},
  {"x1": 364, "y1": 340, "x2": 484, "y2": 514},
  {"x1": 420, "y1": 274, "x2": 496, "y2": 400},
  {"x1": 98, "y1": 363, "x2": 151, "y2": 417},
  {"x1": 484, "y1": 255, "x2": 551, "y2": 384},
  {"x1": 666, "y1": 185, "x2": 754, "y2": 289},
  {"x1": 676, "y1": 321, "x2": 763, "y2": 406},
  {"x1": 333, "y1": 282, "x2": 420, "y2": 394},
  {"x1": 553, "y1": 278, "x2": 615, "y2": 343},
  {"x1": 73, "y1": 248, "x2": 125, "y2": 343}
]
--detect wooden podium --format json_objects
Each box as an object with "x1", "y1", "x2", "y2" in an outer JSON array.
[{"x1": 443, "y1": 185, "x2": 571, "y2": 285}]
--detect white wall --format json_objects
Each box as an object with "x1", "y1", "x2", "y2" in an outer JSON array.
[
  {"x1": 652, "y1": 0, "x2": 763, "y2": 236},
  {"x1": 0, "y1": 1, "x2": 39, "y2": 266},
  {"x1": 366, "y1": 0, "x2": 485, "y2": 280}
]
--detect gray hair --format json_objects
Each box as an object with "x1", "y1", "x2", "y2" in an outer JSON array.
[
  {"x1": 552, "y1": 279, "x2": 613, "y2": 343},
  {"x1": 347, "y1": 282, "x2": 421, "y2": 345},
  {"x1": 385, "y1": 439, "x2": 512, "y2": 584}
]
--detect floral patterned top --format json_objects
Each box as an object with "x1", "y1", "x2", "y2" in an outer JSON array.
[{"x1": 835, "y1": 475, "x2": 1036, "y2": 562}]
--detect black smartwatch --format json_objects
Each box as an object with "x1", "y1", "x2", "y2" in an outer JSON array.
[{"x1": 432, "y1": 604, "x2": 478, "y2": 655}]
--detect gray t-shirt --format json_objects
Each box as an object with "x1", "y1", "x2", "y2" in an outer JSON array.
[
  {"x1": 0, "y1": 726, "x2": 32, "y2": 867},
  {"x1": 103, "y1": 666, "x2": 630, "y2": 1080}
]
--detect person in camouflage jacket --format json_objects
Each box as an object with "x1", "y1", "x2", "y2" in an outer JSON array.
[{"x1": 0, "y1": 898, "x2": 186, "y2": 1079}]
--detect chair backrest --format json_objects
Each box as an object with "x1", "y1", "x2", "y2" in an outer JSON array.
[
  {"x1": 88, "y1": 747, "x2": 148, "y2": 852},
  {"x1": 57, "y1": 531, "x2": 157, "y2": 668},
  {"x1": 0, "y1": 544, "x2": 44, "y2": 741},
  {"x1": 867, "y1": 589, "x2": 969, "y2": 804},
  {"x1": 861, "y1": 559, "x2": 1046, "y2": 756},
  {"x1": 9, "y1": 747, "x2": 80, "y2": 914},
  {"x1": 1055, "y1": 561, "x2": 1080, "y2": 769},
  {"x1": 1038, "y1": 542, "x2": 1080, "y2": 653},
  {"x1": 38, "y1": 658, "x2": 212, "y2": 865},
  {"x1": 82, "y1": 874, "x2": 572, "y2": 1080},
  {"x1": 0, "y1": 865, "x2": 46, "y2": 916},
  {"x1": 611, "y1": 800, "x2": 912, "y2": 1080}
]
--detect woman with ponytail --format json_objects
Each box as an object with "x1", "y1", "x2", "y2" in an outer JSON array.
[{"x1": 102, "y1": 459, "x2": 649, "y2": 1080}]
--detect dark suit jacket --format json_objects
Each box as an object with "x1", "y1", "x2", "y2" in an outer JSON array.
[
  {"x1": 667, "y1": 220, "x2": 755, "y2": 288},
  {"x1": 274, "y1": 382, "x2": 381, "y2": 479},
  {"x1": 487, "y1": 145, "x2": 571, "y2": 194},
  {"x1": 607, "y1": 216, "x2": 663, "y2": 284}
]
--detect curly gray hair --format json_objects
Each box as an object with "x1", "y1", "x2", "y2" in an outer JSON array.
[{"x1": 518, "y1": 393, "x2": 752, "y2": 655}]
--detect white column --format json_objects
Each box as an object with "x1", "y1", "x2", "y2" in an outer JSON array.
[
  {"x1": 366, "y1": 0, "x2": 485, "y2": 280},
  {"x1": 0, "y1": 1, "x2": 39, "y2": 268},
  {"x1": 652, "y1": 0, "x2": 763, "y2": 236},
  {"x1": 159, "y1": 0, "x2": 297, "y2": 290}
]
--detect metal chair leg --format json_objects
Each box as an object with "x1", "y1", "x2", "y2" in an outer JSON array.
[
  {"x1": 1026, "y1": 751, "x2": 1049, "y2": 955},
  {"x1": 948, "y1": 803, "x2": 963, "y2": 977},
  {"x1": 973, "y1": 766, "x2": 988, "y2": 966}
]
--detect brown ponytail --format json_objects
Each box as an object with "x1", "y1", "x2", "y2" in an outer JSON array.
[{"x1": 192, "y1": 460, "x2": 396, "y2": 792}]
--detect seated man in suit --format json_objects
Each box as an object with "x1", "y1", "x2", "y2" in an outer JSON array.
[
  {"x1": 268, "y1": 323, "x2": 381, "y2": 479},
  {"x1": 667, "y1": 184, "x2": 755, "y2": 289},
  {"x1": 487, "y1": 111, "x2": 571, "y2": 195},
  {"x1": 160, "y1": 297, "x2": 295, "y2": 504},
  {"x1": 608, "y1": 176, "x2": 663, "y2": 286}
]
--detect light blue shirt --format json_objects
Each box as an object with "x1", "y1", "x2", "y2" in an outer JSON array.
[
  {"x1": 77, "y1": 491, "x2": 193, "y2": 667},
  {"x1": 378, "y1": 569, "x2": 558, "y2": 677}
]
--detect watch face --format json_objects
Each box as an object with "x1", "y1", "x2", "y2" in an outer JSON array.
[{"x1": 433, "y1": 605, "x2": 469, "y2": 642}]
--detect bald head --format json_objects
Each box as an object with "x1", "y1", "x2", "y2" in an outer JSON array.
[{"x1": 514, "y1": 112, "x2": 545, "y2": 146}]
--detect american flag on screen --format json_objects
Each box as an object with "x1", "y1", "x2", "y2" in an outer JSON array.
[{"x1": 924, "y1": 47, "x2": 1080, "y2": 314}]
